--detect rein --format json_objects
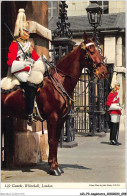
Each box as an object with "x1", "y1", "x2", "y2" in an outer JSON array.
[
  {"x1": 43, "y1": 57, "x2": 86, "y2": 83},
  {"x1": 43, "y1": 57, "x2": 93, "y2": 103}
]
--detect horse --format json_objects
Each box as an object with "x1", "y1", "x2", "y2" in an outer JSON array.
[{"x1": 1, "y1": 33, "x2": 107, "y2": 175}]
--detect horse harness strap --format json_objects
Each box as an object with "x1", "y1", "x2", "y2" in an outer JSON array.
[
  {"x1": 43, "y1": 60, "x2": 72, "y2": 118},
  {"x1": 43, "y1": 56, "x2": 91, "y2": 104},
  {"x1": 49, "y1": 73, "x2": 72, "y2": 118},
  {"x1": 43, "y1": 57, "x2": 74, "y2": 102},
  {"x1": 43, "y1": 57, "x2": 86, "y2": 83}
]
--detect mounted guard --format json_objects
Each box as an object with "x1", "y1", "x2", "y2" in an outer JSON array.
[{"x1": 1, "y1": 9, "x2": 47, "y2": 125}]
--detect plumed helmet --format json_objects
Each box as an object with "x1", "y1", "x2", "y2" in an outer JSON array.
[{"x1": 14, "y1": 8, "x2": 29, "y2": 36}]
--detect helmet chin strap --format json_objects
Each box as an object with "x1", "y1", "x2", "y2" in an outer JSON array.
[{"x1": 20, "y1": 31, "x2": 30, "y2": 40}]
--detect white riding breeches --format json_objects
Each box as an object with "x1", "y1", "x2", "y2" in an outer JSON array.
[{"x1": 110, "y1": 114, "x2": 120, "y2": 123}]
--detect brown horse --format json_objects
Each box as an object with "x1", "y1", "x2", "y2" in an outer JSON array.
[{"x1": 1, "y1": 34, "x2": 107, "y2": 175}]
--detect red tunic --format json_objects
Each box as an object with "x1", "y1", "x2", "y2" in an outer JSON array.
[
  {"x1": 106, "y1": 91, "x2": 121, "y2": 115},
  {"x1": 7, "y1": 41, "x2": 39, "y2": 67}
]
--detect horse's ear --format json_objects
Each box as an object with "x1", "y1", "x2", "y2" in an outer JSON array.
[{"x1": 83, "y1": 32, "x2": 87, "y2": 42}]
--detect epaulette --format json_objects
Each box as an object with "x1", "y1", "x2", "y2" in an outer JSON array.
[
  {"x1": 111, "y1": 90, "x2": 117, "y2": 93},
  {"x1": 12, "y1": 37, "x2": 21, "y2": 43},
  {"x1": 17, "y1": 37, "x2": 22, "y2": 42}
]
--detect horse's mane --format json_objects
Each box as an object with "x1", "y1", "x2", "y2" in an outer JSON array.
[{"x1": 56, "y1": 45, "x2": 81, "y2": 68}]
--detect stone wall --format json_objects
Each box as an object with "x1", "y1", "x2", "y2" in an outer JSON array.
[
  {"x1": 66, "y1": 1, "x2": 89, "y2": 16},
  {"x1": 66, "y1": 1, "x2": 126, "y2": 16},
  {"x1": 109, "y1": 1, "x2": 126, "y2": 13},
  {"x1": 13, "y1": 128, "x2": 49, "y2": 167}
]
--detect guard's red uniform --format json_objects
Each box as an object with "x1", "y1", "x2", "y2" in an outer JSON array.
[
  {"x1": 106, "y1": 91, "x2": 121, "y2": 115},
  {"x1": 7, "y1": 40, "x2": 39, "y2": 67}
]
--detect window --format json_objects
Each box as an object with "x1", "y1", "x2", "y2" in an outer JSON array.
[
  {"x1": 90, "y1": 1, "x2": 109, "y2": 14},
  {"x1": 48, "y1": 1, "x2": 59, "y2": 21},
  {"x1": 97, "y1": 1, "x2": 109, "y2": 14}
]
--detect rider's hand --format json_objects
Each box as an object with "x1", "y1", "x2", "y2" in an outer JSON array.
[
  {"x1": 116, "y1": 104, "x2": 123, "y2": 110},
  {"x1": 25, "y1": 58, "x2": 35, "y2": 67}
]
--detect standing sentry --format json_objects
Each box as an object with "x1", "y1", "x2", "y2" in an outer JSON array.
[{"x1": 106, "y1": 81, "x2": 122, "y2": 145}]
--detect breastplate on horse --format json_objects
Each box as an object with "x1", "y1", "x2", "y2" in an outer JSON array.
[{"x1": 1, "y1": 9, "x2": 108, "y2": 176}]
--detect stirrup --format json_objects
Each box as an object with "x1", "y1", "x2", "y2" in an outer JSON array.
[
  {"x1": 33, "y1": 99, "x2": 44, "y2": 122},
  {"x1": 27, "y1": 114, "x2": 37, "y2": 125}
]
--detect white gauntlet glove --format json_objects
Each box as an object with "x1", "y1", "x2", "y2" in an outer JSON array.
[{"x1": 109, "y1": 103, "x2": 122, "y2": 111}]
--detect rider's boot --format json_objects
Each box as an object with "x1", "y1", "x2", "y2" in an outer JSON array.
[{"x1": 21, "y1": 82, "x2": 38, "y2": 125}]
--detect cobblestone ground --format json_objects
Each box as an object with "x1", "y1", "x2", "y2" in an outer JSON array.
[{"x1": 1, "y1": 129, "x2": 126, "y2": 184}]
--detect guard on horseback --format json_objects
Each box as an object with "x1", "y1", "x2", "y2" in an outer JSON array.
[{"x1": 2, "y1": 9, "x2": 46, "y2": 125}]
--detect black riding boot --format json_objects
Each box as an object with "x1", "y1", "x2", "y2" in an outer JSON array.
[
  {"x1": 110, "y1": 122, "x2": 121, "y2": 145},
  {"x1": 115, "y1": 123, "x2": 121, "y2": 145},
  {"x1": 21, "y1": 82, "x2": 37, "y2": 124},
  {"x1": 110, "y1": 122, "x2": 117, "y2": 145}
]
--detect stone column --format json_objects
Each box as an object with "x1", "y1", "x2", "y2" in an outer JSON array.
[
  {"x1": 26, "y1": 1, "x2": 49, "y2": 59},
  {"x1": 34, "y1": 1, "x2": 49, "y2": 59},
  {"x1": 41, "y1": 1, "x2": 48, "y2": 28},
  {"x1": 114, "y1": 36, "x2": 125, "y2": 129},
  {"x1": 104, "y1": 36, "x2": 116, "y2": 88},
  {"x1": 116, "y1": 36, "x2": 123, "y2": 104},
  {"x1": 104, "y1": 36, "x2": 116, "y2": 64},
  {"x1": 27, "y1": 2, "x2": 49, "y2": 162},
  {"x1": 116, "y1": 36, "x2": 122, "y2": 67}
]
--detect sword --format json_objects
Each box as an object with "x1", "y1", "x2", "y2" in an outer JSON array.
[
  {"x1": 112, "y1": 88, "x2": 122, "y2": 108},
  {"x1": 4, "y1": 23, "x2": 28, "y2": 60}
]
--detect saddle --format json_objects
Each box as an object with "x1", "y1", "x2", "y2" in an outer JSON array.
[{"x1": 1, "y1": 71, "x2": 44, "y2": 123}]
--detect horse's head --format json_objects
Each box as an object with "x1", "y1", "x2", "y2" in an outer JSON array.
[{"x1": 80, "y1": 33, "x2": 107, "y2": 79}]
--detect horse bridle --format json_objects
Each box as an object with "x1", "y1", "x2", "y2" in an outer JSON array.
[
  {"x1": 43, "y1": 41, "x2": 105, "y2": 82},
  {"x1": 81, "y1": 42, "x2": 104, "y2": 74}
]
